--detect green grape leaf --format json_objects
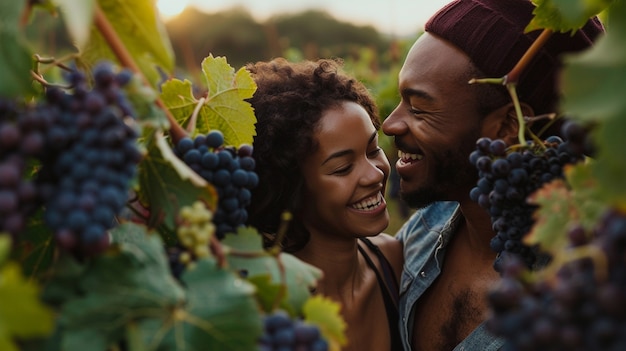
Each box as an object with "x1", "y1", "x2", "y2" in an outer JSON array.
[
  {"x1": 123, "y1": 73, "x2": 169, "y2": 129},
  {"x1": 527, "y1": 0, "x2": 611, "y2": 33},
  {"x1": 55, "y1": 0, "x2": 96, "y2": 48},
  {"x1": 137, "y1": 130, "x2": 217, "y2": 231},
  {"x1": 525, "y1": 179, "x2": 577, "y2": 252},
  {"x1": 591, "y1": 122, "x2": 626, "y2": 210},
  {"x1": 560, "y1": 10, "x2": 625, "y2": 121},
  {"x1": 159, "y1": 79, "x2": 196, "y2": 128},
  {"x1": 561, "y1": 0, "x2": 626, "y2": 210},
  {"x1": 302, "y1": 295, "x2": 347, "y2": 351},
  {"x1": 222, "y1": 228, "x2": 323, "y2": 314},
  {"x1": 0, "y1": 262, "x2": 55, "y2": 350},
  {"x1": 0, "y1": 1, "x2": 23, "y2": 36},
  {"x1": 247, "y1": 275, "x2": 284, "y2": 314},
  {"x1": 221, "y1": 226, "x2": 266, "y2": 253},
  {"x1": 0, "y1": 236, "x2": 10, "y2": 266},
  {"x1": 54, "y1": 223, "x2": 185, "y2": 350},
  {"x1": 279, "y1": 253, "x2": 323, "y2": 314},
  {"x1": 79, "y1": 0, "x2": 175, "y2": 88},
  {"x1": 0, "y1": 2, "x2": 35, "y2": 98},
  {"x1": 41, "y1": 254, "x2": 87, "y2": 307},
  {"x1": 160, "y1": 55, "x2": 257, "y2": 147},
  {"x1": 29, "y1": 0, "x2": 57, "y2": 15},
  {"x1": 11, "y1": 210, "x2": 55, "y2": 279},
  {"x1": 138, "y1": 258, "x2": 262, "y2": 351}
]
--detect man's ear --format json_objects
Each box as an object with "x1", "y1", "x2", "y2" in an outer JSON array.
[{"x1": 481, "y1": 102, "x2": 535, "y2": 145}]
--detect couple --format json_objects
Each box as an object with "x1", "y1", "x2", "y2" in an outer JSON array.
[{"x1": 246, "y1": 0, "x2": 603, "y2": 350}]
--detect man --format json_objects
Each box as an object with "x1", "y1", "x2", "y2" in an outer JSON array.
[{"x1": 381, "y1": 0, "x2": 604, "y2": 350}]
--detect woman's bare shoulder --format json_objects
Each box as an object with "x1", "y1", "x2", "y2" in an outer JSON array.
[
  {"x1": 368, "y1": 233, "x2": 402, "y2": 250},
  {"x1": 368, "y1": 234, "x2": 404, "y2": 280}
]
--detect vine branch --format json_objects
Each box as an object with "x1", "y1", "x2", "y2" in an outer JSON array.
[
  {"x1": 470, "y1": 28, "x2": 555, "y2": 147},
  {"x1": 505, "y1": 28, "x2": 553, "y2": 85},
  {"x1": 93, "y1": 4, "x2": 187, "y2": 144}
]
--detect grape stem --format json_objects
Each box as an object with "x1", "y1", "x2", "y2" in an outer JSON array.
[
  {"x1": 30, "y1": 54, "x2": 79, "y2": 89},
  {"x1": 33, "y1": 54, "x2": 76, "y2": 72},
  {"x1": 187, "y1": 97, "x2": 206, "y2": 135},
  {"x1": 209, "y1": 235, "x2": 227, "y2": 268},
  {"x1": 506, "y1": 83, "x2": 527, "y2": 145},
  {"x1": 469, "y1": 28, "x2": 554, "y2": 147},
  {"x1": 29, "y1": 71, "x2": 72, "y2": 89},
  {"x1": 505, "y1": 29, "x2": 553, "y2": 146},
  {"x1": 93, "y1": 4, "x2": 188, "y2": 144}
]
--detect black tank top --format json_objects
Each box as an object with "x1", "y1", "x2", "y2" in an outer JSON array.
[{"x1": 358, "y1": 237, "x2": 402, "y2": 350}]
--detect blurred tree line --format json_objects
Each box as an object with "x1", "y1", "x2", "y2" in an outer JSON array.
[
  {"x1": 167, "y1": 7, "x2": 396, "y2": 67},
  {"x1": 25, "y1": 5, "x2": 414, "y2": 80}
]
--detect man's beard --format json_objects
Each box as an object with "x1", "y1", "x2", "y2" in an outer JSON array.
[{"x1": 401, "y1": 145, "x2": 478, "y2": 210}]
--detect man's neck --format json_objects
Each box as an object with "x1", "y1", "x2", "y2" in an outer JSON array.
[{"x1": 455, "y1": 198, "x2": 498, "y2": 261}]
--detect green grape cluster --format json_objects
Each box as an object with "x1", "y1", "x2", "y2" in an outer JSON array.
[{"x1": 176, "y1": 201, "x2": 215, "y2": 264}]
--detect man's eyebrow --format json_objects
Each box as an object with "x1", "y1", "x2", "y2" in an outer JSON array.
[{"x1": 401, "y1": 87, "x2": 435, "y2": 102}]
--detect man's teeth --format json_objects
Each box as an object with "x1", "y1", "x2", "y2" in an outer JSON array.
[
  {"x1": 398, "y1": 150, "x2": 423, "y2": 161},
  {"x1": 352, "y1": 193, "x2": 383, "y2": 210}
]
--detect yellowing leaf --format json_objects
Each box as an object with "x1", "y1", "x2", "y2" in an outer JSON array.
[
  {"x1": 525, "y1": 179, "x2": 575, "y2": 253},
  {"x1": 303, "y1": 295, "x2": 347, "y2": 351},
  {"x1": 80, "y1": 0, "x2": 175, "y2": 88},
  {"x1": 0, "y1": 262, "x2": 54, "y2": 349},
  {"x1": 160, "y1": 55, "x2": 257, "y2": 147}
]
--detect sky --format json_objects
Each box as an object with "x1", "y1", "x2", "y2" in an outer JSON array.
[{"x1": 185, "y1": 0, "x2": 455, "y2": 37}]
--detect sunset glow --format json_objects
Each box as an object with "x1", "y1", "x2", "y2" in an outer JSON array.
[{"x1": 156, "y1": 0, "x2": 189, "y2": 19}]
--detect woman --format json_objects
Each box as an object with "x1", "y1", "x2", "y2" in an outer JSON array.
[{"x1": 246, "y1": 58, "x2": 403, "y2": 351}]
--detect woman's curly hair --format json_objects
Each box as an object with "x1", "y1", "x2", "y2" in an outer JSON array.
[{"x1": 245, "y1": 57, "x2": 380, "y2": 252}]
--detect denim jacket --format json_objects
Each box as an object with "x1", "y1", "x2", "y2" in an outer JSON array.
[{"x1": 395, "y1": 201, "x2": 504, "y2": 351}]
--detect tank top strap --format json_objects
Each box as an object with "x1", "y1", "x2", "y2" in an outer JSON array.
[{"x1": 357, "y1": 238, "x2": 402, "y2": 350}]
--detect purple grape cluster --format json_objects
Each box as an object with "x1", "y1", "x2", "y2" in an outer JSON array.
[
  {"x1": 487, "y1": 209, "x2": 626, "y2": 351},
  {"x1": 469, "y1": 136, "x2": 585, "y2": 272},
  {"x1": 174, "y1": 130, "x2": 258, "y2": 239},
  {"x1": 259, "y1": 310, "x2": 329, "y2": 351},
  {"x1": 36, "y1": 62, "x2": 141, "y2": 255},
  {"x1": 0, "y1": 100, "x2": 43, "y2": 236}
]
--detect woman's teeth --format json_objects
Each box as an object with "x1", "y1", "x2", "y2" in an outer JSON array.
[{"x1": 351, "y1": 193, "x2": 383, "y2": 211}]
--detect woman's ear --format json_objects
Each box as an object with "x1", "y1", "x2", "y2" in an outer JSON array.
[{"x1": 481, "y1": 102, "x2": 535, "y2": 145}]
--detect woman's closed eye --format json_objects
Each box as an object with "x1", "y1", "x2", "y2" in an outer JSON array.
[
  {"x1": 367, "y1": 147, "x2": 382, "y2": 158},
  {"x1": 332, "y1": 164, "x2": 353, "y2": 175}
]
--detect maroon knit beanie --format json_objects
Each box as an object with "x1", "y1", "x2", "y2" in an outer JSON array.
[{"x1": 425, "y1": 0, "x2": 604, "y2": 115}]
